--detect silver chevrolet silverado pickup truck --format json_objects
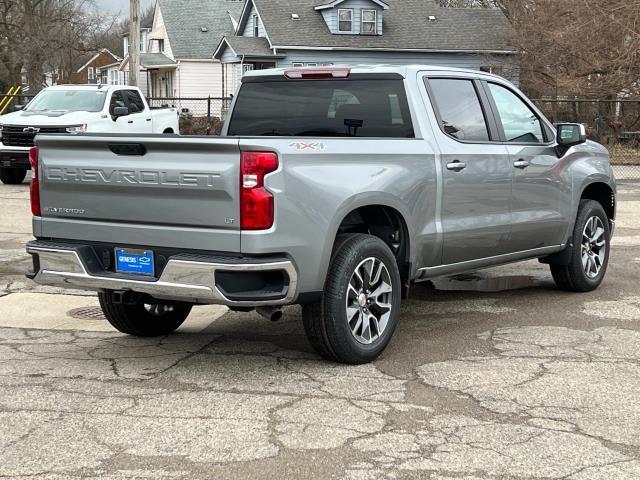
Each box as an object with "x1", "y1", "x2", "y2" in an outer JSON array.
[{"x1": 26, "y1": 66, "x2": 616, "y2": 364}]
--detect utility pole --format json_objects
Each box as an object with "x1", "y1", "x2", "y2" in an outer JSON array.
[{"x1": 129, "y1": 0, "x2": 140, "y2": 86}]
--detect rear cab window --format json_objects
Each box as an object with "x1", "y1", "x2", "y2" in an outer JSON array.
[{"x1": 228, "y1": 78, "x2": 414, "y2": 138}]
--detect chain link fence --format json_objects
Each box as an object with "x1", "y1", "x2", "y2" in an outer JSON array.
[
  {"x1": 532, "y1": 98, "x2": 640, "y2": 182},
  {"x1": 147, "y1": 97, "x2": 231, "y2": 135}
]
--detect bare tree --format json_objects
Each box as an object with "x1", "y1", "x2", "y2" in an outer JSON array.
[
  {"x1": 439, "y1": 0, "x2": 640, "y2": 97},
  {"x1": 0, "y1": 0, "x2": 116, "y2": 93}
]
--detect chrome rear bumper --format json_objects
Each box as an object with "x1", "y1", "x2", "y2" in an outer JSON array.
[{"x1": 26, "y1": 242, "x2": 298, "y2": 307}]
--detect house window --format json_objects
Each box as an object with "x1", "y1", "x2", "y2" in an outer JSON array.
[
  {"x1": 97, "y1": 69, "x2": 107, "y2": 85},
  {"x1": 292, "y1": 63, "x2": 304, "y2": 67},
  {"x1": 361, "y1": 9, "x2": 377, "y2": 34},
  {"x1": 338, "y1": 9, "x2": 353, "y2": 32},
  {"x1": 253, "y1": 14, "x2": 259, "y2": 37},
  {"x1": 109, "y1": 70, "x2": 118, "y2": 85},
  {"x1": 87, "y1": 67, "x2": 94, "y2": 82},
  {"x1": 158, "y1": 39, "x2": 165, "y2": 52}
]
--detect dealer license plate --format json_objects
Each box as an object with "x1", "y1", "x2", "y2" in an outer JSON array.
[{"x1": 115, "y1": 248, "x2": 155, "y2": 276}]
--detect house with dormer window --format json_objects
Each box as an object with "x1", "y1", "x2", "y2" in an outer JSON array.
[{"x1": 214, "y1": 0, "x2": 517, "y2": 95}]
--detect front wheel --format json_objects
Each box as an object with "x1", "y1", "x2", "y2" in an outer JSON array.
[
  {"x1": 551, "y1": 199, "x2": 611, "y2": 292},
  {"x1": 302, "y1": 234, "x2": 402, "y2": 364},
  {"x1": 0, "y1": 168, "x2": 27, "y2": 185},
  {"x1": 98, "y1": 291, "x2": 192, "y2": 337}
]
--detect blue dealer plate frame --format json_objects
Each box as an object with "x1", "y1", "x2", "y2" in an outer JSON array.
[{"x1": 115, "y1": 248, "x2": 155, "y2": 276}]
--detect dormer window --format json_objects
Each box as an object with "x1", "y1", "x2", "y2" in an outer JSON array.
[
  {"x1": 361, "y1": 9, "x2": 377, "y2": 34},
  {"x1": 315, "y1": 0, "x2": 388, "y2": 35},
  {"x1": 338, "y1": 9, "x2": 353, "y2": 32}
]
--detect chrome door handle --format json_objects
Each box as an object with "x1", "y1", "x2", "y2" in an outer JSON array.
[
  {"x1": 514, "y1": 159, "x2": 530, "y2": 169},
  {"x1": 446, "y1": 161, "x2": 467, "y2": 172}
]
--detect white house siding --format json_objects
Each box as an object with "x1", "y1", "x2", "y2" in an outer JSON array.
[
  {"x1": 177, "y1": 60, "x2": 224, "y2": 98},
  {"x1": 139, "y1": 71, "x2": 150, "y2": 96},
  {"x1": 149, "y1": 5, "x2": 174, "y2": 58},
  {"x1": 242, "y1": 3, "x2": 267, "y2": 37},
  {"x1": 320, "y1": 0, "x2": 384, "y2": 35}
]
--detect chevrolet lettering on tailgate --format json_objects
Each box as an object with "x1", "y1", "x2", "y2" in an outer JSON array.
[{"x1": 44, "y1": 167, "x2": 220, "y2": 187}]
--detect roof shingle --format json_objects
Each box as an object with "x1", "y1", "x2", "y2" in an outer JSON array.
[
  {"x1": 252, "y1": 0, "x2": 514, "y2": 52},
  {"x1": 223, "y1": 37, "x2": 276, "y2": 57},
  {"x1": 159, "y1": 0, "x2": 245, "y2": 59}
]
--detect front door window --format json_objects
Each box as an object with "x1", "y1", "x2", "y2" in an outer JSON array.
[{"x1": 488, "y1": 83, "x2": 545, "y2": 143}]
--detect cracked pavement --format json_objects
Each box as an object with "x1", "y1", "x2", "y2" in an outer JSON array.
[{"x1": 0, "y1": 182, "x2": 639, "y2": 479}]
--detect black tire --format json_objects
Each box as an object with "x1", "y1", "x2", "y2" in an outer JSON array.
[
  {"x1": 302, "y1": 234, "x2": 402, "y2": 364},
  {"x1": 98, "y1": 291, "x2": 192, "y2": 337},
  {"x1": 0, "y1": 168, "x2": 27, "y2": 185},
  {"x1": 551, "y1": 199, "x2": 611, "y2": 292}
]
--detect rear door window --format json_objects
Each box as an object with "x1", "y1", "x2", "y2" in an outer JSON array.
[
  {"x1": 228, "y1": 79, "x2": 414, "y2": 138},
  {"x1": 427, "y1": 78, "x2": 490, "y2": 142}
]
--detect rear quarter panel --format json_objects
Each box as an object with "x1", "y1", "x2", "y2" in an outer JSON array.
[{"x1": 239, "y1": 137, "x2": 438, "y2": 294}]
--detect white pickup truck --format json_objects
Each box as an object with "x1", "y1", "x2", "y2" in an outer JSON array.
[{"x1": 0, "y1": 85, "x2": 179, "y2": 184}]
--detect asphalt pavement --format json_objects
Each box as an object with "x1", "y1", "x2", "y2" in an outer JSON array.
[{"x1": 0, "y1": 180, "x2": 639, "y2": 479}]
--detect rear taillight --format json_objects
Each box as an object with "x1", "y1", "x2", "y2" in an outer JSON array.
[
  {"x1": 240, "y1": 151, "x2": 278, "y2": 230},
  {"x1": 29, "y1": 147, "x2": 41, "y2": 216}
]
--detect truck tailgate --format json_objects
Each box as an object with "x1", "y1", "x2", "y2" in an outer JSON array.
[{"x1": 35, "y1": 134, "x2": 241, "y2": 252}]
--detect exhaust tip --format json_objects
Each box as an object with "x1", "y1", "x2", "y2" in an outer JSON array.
[{"x1": 256, "y1": 306, "x2": 283, "y2": 322}]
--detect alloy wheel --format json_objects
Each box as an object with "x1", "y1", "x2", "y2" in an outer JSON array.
[
  {"x1": 581, "y1": 216, "x2": 607, "y2": 279},
  {"x1": 345, "y1": 257, "x2": 393, "y2": 345}
]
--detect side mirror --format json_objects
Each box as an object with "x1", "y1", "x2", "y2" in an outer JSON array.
[
  {"x1": 113, "y1": 106, "x2": 129, "y2": 119},
  {"x1": 556, "y1": 123, "x2": 587, "y2": 147},
  {"x1": 13, "y1": 105, "x2": 24, "y2": 111}
]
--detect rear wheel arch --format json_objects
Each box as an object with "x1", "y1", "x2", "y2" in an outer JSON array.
[{"x1": 332, "y1": 204, "x2": 411, "y2": 287}]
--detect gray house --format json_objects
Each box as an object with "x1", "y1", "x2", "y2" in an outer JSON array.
[{"x1": 214, "y1": 0, "x2": 517, "y2": 94}]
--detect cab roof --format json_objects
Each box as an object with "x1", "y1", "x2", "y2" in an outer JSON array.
[{"x1": 243, "y1": 64, "x2": 507, "y2": 82}]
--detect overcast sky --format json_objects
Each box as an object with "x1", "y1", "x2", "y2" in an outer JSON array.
[{"x1": 96, "y1": 0, "x2": 154, "y2": 16}]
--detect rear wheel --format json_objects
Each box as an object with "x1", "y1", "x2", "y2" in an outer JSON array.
[
  {"x1": 98, "y1": 290, "x2": 192, "y2": 337},
  {"x1": 0, "y1": 168, "x2": 27, "y2": 185},
  {"x1": 551, "y1": 199, "x2": 610, "y2": 292},
  {"x1": 302, "y1": 234, "x2": 401, "y2": 364}
]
